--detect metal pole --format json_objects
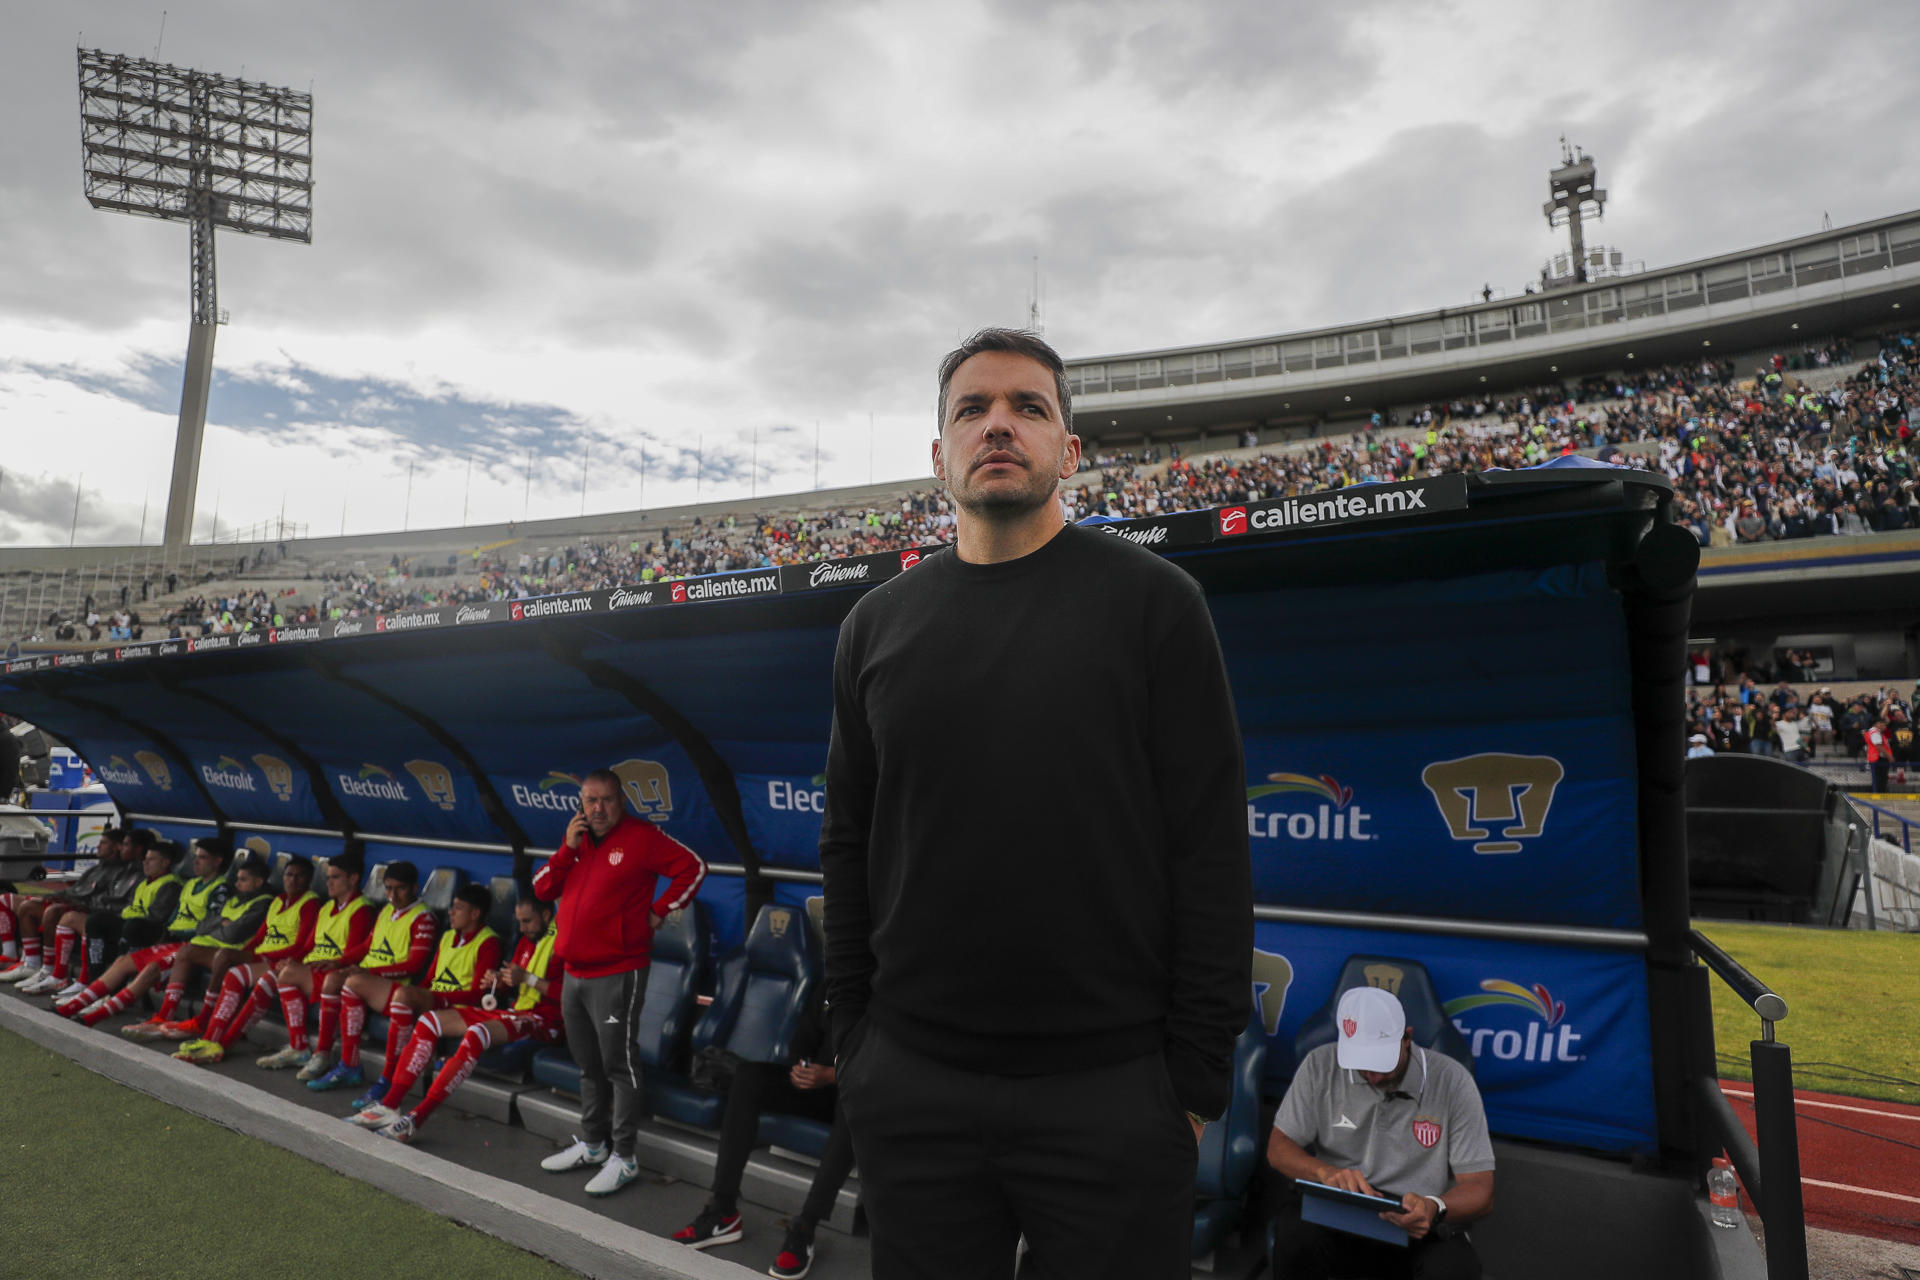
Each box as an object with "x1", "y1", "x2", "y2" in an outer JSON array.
[
  {"x1": 1750, "y1": 1039, "x2": 1808, "y2": 1280},
  {"x1": 1853, "y1": 823, "x2": 1877, "y2": 931}
]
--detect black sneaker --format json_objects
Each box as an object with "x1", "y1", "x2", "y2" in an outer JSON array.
[
  {"x1": 672, "y1": 1203, "x2": 744, "y2": 1250},
  {"x1": 769, "y1": 1221, "x2": 815, "y2": 1278}
]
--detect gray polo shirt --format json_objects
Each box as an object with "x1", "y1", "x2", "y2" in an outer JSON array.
[{"x1": 1274, "y1": 1042, "x2": 1496, "y2": 1198}]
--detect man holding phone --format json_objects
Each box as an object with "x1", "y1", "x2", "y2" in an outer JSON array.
[
  {"x1": 1267, "y1": 987, "x2": 1495, "y2": 1280},
  {"x1": 532, "y1": 768, "x2": 706, "y2": 1196}
]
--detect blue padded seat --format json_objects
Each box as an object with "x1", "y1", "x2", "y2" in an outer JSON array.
[
  {"x1": 362, "y1": 863, "x2": 390, "y2": 906},
  {"x1": 644, "y1": 950, "x2": 747, "y2": 1130},
  {"x1": 485, "y1": 875, "x2": 519, "y2": 941},
  {"x1": 1291, "y1": 954, "x2": 1474, "y2": 1077},
  {"x1": 756, "y1": 1112, "x2": 832, "y2": 1159},
  {"x1": 1191, "y1": 1008, "x2": 1270, "y2": 1258},
  {"x1": 264, "y1": 851, "x2": 292, "y2": 893},
  {"x1": 418, "y1": 865, "x2": 466, "y2": 918},
  {"x1": 476, "y1": 1037, "x2": 540, "y2": 1081},
  {"x1": 532, "y1": 1046, "x2": 581, "y2": 1095},
  {"x1": 723, "y1": 902, "x2": 818, "y2": 1065},
  {"x1": 635, "y1": 902, "x2": 710, "y2": 1071}
]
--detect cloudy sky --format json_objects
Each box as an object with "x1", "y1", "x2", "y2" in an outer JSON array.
[{"x1": 3, "y1": 0, "x2": 1917, "y2": 547}]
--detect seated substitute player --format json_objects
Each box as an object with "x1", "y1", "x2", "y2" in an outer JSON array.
[
  {"x1": 1266, "y1": 987, "x2": 1496, "y2": 1280},
  {"x1": 302, "y1": 861, "x2": 438, "y2": 1089},
  {"x1": 1, "y1": 827, "x2": 132, "y2": 986},
  {"x1": 27, "y1": 829, "x2": 155, "y2": 997},
  {"x1": 671, "y1": 977, "x2": 856, "y2": 1280},
  {"x1": 172, "y1": 856, "x2": 321, "y2": 1064},
  {"x1": 46, "y1": 835, "x2": 180, "y2": 1007},
  {"x1": 351, "y1": 893, "x2": 563, "y2": 1143},
  {"x1": 60, "y1": 839, "x2": 232, "y2": 1026},
  {"x1": 336, "y1": 881, "x2": 501, "y2": 1112},
  {"x1": 127, "y1": 853, "x2": 275, "y2": 1040},
  {"x1": 254, "y1": 855, "x2": 374, "y2": 1070}
]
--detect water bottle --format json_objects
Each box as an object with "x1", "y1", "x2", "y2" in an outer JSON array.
[{"x1": 1708, "y1": 1156, "x2": 1741, "y2": 1229}]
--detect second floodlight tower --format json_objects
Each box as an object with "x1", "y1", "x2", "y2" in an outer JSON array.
[{"x1": 77, "y1": 48, "x2": 313, "y2": 557}]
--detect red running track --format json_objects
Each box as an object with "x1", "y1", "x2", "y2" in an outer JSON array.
[{"x1": 1718, "y1": 1080, "x2": 1920, "y2": 1246}]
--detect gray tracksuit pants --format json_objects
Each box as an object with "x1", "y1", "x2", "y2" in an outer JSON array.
[{"x1": 559, "y1": 968, "x2": 645, "y2": 1159}]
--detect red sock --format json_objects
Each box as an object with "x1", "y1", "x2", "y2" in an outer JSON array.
[
  {"x1": 0, "y1": 900, "x2": 16, "y2": 960},
  {"x1": 280, "y1": 986, "x2": 310, "y2": 1051},
  {"x1": 83, "y1": 988, "x2": 137, "y2": 1025},
  {"x1": 204, "y1": 969, "x2": 248, "y2": 1042},
  {"x1": 382, "y1": 1001, "x2": 416, "y2": 1081},
  {"x1": 222, "y1": 975, "x2": 275, "y2": 1047},
  {"x1": 317, "y1": 993, "x2": 341, "y2": 1054},
  {"x1": 412, "y1": 1025, "x2": 489, "y2": 1127},
  {"x1": 339, "y1": 991, "x2": 365, "y2": 1069},
  {"x1": 157, "y1": 981, "x2": 184, "y2": 1022},
  {"x1": 77, "y1": 978, "x2": 109, "y2": 1003},
  {"x1": 76, "y1": 945, "x2": 92, "y2": 984},
  {"x1": 50, "y1": 926, "x2": 76, "y2": 980},
  {"x1": 383, "y1": 1012, "x2": 440, "y2": 1106}
]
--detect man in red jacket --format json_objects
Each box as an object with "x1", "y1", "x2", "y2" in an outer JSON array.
[{"x1": 532, "y1": 767, "x2": 706, "y2": 1195}]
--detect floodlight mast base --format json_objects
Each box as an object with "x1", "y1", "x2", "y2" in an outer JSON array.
[{"x1": 166, "y1": 319, "x2": 217, "y2": 556}]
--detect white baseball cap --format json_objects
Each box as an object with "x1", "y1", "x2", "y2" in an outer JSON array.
[{"x1": 1336, "y1": 986, "x2": 1407, "y2": 1072}]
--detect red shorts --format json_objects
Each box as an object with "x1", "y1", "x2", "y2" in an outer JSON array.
[
  {"x1": 463, "y1": 1007, "x2": 563, "y2": 1045},
  {"x1": 130, "y1": 941, "x2": 187, "y2": 970}
]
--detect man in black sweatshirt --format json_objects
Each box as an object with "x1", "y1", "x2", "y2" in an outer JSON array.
[{"x1": 822, "y1": 327, "x2": 1252, "y2": 1279}]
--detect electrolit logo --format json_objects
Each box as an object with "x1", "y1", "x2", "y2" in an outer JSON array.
[
  {"x1": 1444, "y1": 980, "x2": 1585, "y2": 1063},
  {"x1": 1245, "y1": 772, "x2": 1372, "y2": 842},
  {"x1": 767, "y1": 775, "x2": 828, "y2": 814}
]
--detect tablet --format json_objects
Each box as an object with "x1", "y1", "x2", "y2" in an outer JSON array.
[{"x1": 1295, "y1": 1178, "x2": 1410, "y2": 1247}]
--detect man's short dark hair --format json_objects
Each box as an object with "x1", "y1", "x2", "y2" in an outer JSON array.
[
  {"x1": 455, "y1": 883, "x2": 493, "y2": 914},
  {"x1": 385, "y1": 860, "x2": 420, "y2": 888},
  {"x1": 126, "y1": 828, "x2": 157, "y2": 852},
  {"x1": 286, "y1": 855, "x2": 315, "y2": 878},
  {"x1": 936, "y1": 328, "x2": 1073, "y2": 436},
  {"x1": 581, "y1": 768, "x2": 621, "y2": 795},
  {"x1": 193, "y1": 837, "x2": 232, "y2": 868}
]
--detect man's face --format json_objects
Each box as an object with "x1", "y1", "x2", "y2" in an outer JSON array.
[
  {"x1": 143, "y1": 848, "x2": 172, "y2": 879},
  {"x1": 236, "y1": 868, "x2": 265, "y2": 895},
  {"x1": 192, "y1": 848, "x2": 221, "y2": 879},
  {"x1": 386, "y1": 877, "x2": 417, "y2": 910},
  {"x1": 326, "y1": 864, "x2": 358, "y2": 903},
  {"x1": 283, "y1": 864, "x2": 312, "y2": 898},
  {"x1": 934, "y1": 351, "x2": 1080, "y2": 518},
  {"x1": 1358, "y1": 1032, "x2": 1415, "y2": 1091},
  {"x1": 581, "y1": 779, "x2": 622, "y2": 838},
  {"x1": 514, "y1": 902, "x2": 546, "y2": 941},
  {"x1": 448, "y1": 898, "x2": 481, "y2": 934}
]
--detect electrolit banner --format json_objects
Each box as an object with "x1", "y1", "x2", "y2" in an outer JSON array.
[
  {"x1": 163, "y1": 738, "x2": 328, "y2": 830},
  {"x1": 737, "y1": 768, "x2": 831, "y2": 870},
  {"x1": 1251, "y1": 920, "x2": 1656, "y2": 1154},
  {"x1": 232, "y1": 828, "x2": 344, "y2": 863},
  {"x1": 1215, "y1": 563, "x2": 1642, "y2": 929}
]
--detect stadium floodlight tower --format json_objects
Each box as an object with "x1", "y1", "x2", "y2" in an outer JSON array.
[
  {"x1": 1541, "y1": 138, "x2": 1606, "y2": 288},
  {"x1": 76, "y1": 48, "x2": 313, "y2": 560}
]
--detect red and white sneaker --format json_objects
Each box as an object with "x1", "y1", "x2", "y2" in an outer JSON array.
[
  {"x1": 768, "y1": 1221, "x2": 816, "y2": 1278},
  {"x1": 672, "y1": 1204, "x2": 743, "y2": 1250},
  {"x1": 121, "y1": 1016, "x2": 170, "y2": 1040},
  {"x1": 159, "y1": 1019, "x2": 203, "y2": 1041}
]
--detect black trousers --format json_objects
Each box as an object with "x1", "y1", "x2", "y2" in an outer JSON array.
[
  {"x1": 838, "y1": 1022, "x2": 1197, "y2": 1280},
  {"x1": 711, "y1": 1061, "x2": 856, "y2": 1226},
  {"x1": 1268, "y1": 1192, "x2": 1481, "y2": 1280}
]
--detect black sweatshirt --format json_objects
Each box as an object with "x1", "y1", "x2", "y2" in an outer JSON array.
[{"x1": 821, "y1": 523, "x2": 1252, "y2": 1118}]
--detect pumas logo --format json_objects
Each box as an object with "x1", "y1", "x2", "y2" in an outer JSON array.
[
  {"x1": 1246, "y1": 772, "x2": 1372, "y2": 842},
  {"x1": 243, "y1": 836, "x2": 273, "y2": 859},
  {"x1": 253, "y1": 754, "x2": 295, "y2": 802},
  {"x1": 899, "y1": 550, "x2": 922, "y2": 570},
  {"x1": 1421, "y1": 754, "x2": 1564, "y2": 854},
  {"x1": 1444, "y1": 980, "x2": 1585, "y2": 1063},
  {"x1": 1218, "y1": 506, "x2": 1247, "y2": 536},
  {"x1": 511, "y1": 771, "x2": 583, "y2": 813},
  {"x1": 134, "y1": 750, "x2": 174, "y2": 790},
  {"x1": 767, "y1": 908, "x2": 793, "y2": 938},
  {"x1": 1252, "y1": 949, "x2": 1293, "y2": 1035},
  {"x1": 611, "y1": 758, "x2": 672, "y2": 824},
  {"x1": 405, "y1": 760, "x2": 458, "y2": 812}
]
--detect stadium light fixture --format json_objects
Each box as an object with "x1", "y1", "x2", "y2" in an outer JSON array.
[{"x1": 76, "y1": 47, "x2": 313, "y2": 557}]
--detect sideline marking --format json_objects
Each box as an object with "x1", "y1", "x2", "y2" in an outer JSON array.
[
  {"x1": 1802, "y1": 1178, "x2": 1920, "y2": 1207},
  {"x1": 1720, "y1": 1088, "x2": 1920, "y2": 1125}
]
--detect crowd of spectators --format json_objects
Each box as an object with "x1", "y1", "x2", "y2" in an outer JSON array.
[{"x1": 1684, "y1": 672, "x2": 1917, "y2": 778}]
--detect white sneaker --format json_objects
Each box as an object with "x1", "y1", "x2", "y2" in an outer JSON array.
[
  {"x1": 585, "y1": 1155, "x2": 639, "y2": 1196},
  {"x1": 349, "y1": 1104, "x2": 399, "y2": 1129},
  {"x1": 540, "y1": 1137, "x2": 610, "y2": 1173},
  {"x1": 257, "y1": 1046, "x2": 313, "y2": 1070},
  {"x1": 295, "y1": 1050, "x2": 337, "y2": 1082},
  {"x1": 53, "y1": 982, "x2": 88, "y2": 1002},
  {"x1": 19, "y1": 972, "x2": 63, "y2": 995},
  {"x1": 0, "y1": 962, "x2": 42, "y2": 983}
]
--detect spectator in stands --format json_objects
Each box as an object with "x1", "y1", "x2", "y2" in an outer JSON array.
[
  {"x1": 45, "y1": 833, "x2": 177, "y2": 1007},
  {"x1": 18, "y1": 829, "x2": 147, "y2": 995},
  {"x1": 64, "y1": 839, "x2": 232, "y2": 1028},
  {"x1": 1776, "y1": 707, "x2": 1810, "y2": 764},
  {"x1": 0, "y1": 827, "x2": 131, "y2": 986},
  {"x1": 1687, "y1": 733, "x2": 1715, "y2": 760},
  {"x1": 256, "y1": 854, "x2": 373, "y2": 1070},
  {"x1": 303, "y1": 861, "x2": 439, "y2": 1092},
  {"x1": 671, "y1": 978, "x2": 856, "y2": 1278},
  {"x1": 335, "y1": 881, "x2": 503, "y2": 1114},
  {"x1": 821, "y1": 328, "x2": 1251, "y2": 1279},
  {"x1": 1866, "y1": 716, "x2": 1894, "y2": 792},
  {"x1": 532, "y1": 769, "x2": 707, "y2": 1197},
  {"x1": 352, "y1": 894, "x2": 563, "y2": 1144},
  {"x1": 172, "y1": 856, "x2": 321, "y2": 1064},
  {"x1": 1267, "y1": 987, "x2": 1495, "y2": 1280}
]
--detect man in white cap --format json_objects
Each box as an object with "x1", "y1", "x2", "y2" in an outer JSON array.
[
  {"x1": 1686, "y1": 733, "x2": 1715, "y2": 760},
  {"x1": 1266, "y1": 986, "x2": 1494, "y2": 1280}
]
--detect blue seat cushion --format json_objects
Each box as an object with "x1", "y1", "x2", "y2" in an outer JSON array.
[
  {"x1": 645, "y1": 1069, "x2": 724, "y2": 1130},
  {"x1": 477, "y1": 1038, "x2": 539, "y2": 1081},
  {"x1": 756, "y1": 1112, "x2": 832, "y2": 1158},
  {"x1": 1191, "y1": 1200, "x2": 1238, "y2": 1257},
  {"x1": 531, "y1": 1046, "x2": 581, "y2": 1094}
]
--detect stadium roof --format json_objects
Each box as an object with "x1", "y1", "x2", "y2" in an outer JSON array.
[{"x1": 1067, "y1": 208, "x2": 1920, "y2": 441}]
